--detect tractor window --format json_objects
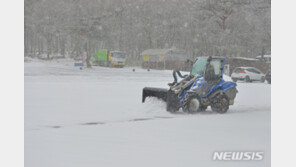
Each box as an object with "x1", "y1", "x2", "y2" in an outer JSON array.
[
  {"x1": 191, "y1": 58, "x2": 207, "y2": 75},
  {"x1": 204, "y1": 59, "x2": 222, "y2": 81},
  {"x1": 210, "y1": 60, "x2": 222, "y2": 75}
]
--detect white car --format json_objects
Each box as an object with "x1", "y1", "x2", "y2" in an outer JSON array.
[{"x1": 231, "y1": 67, "x2": 265, "y2": 82}]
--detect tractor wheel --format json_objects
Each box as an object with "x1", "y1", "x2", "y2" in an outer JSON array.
[
  {"x1": 187, "y1": 98, "x2": 200, "y2": 113},
  {"x1": 210, "y1": 94, "x2": 229, "y2": 114},
  {"x1": 183, "y1": 96, "x2": 206, "y2": 113}
]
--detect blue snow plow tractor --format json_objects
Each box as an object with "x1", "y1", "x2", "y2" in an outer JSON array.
[{"x1": 142, "y1": 56, "x2": 238, "y2": 113}]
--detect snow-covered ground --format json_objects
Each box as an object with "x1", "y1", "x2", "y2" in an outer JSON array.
[{"x1": 25, "y1": 59, "x2": 270, "y2": 167}]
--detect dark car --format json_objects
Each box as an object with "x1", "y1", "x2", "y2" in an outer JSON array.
[{"x1": 265, "y1": 69, "x2": 271, "y2": 84}]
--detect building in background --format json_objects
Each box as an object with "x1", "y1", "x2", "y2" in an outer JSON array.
[
  {"x1": 256, "y1": 55, "x2": 271, "y2": 63},
  {"x1": 141, "y1": 49, "x2": 190, "y2": 70}
]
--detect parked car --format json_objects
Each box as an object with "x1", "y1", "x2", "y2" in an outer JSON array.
[
  {"x1": 265, "y1": 69, "x2": 271, "y2": 84},
  {"x1": 231, "y1": 67, "x2": 265, "y2": 82}
]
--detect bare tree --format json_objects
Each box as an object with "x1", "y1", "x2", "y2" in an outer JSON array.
[{"x1": 25, "y1": 0, "x2": 271, "y2": 64}]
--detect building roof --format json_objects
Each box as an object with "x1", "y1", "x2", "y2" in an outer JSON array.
[
  {"x1": 256, "y1": 55, "x2": 271, "y2": 59},
  {"x1": 232, "y1": 57, "x2": 258, "y2": 61}
]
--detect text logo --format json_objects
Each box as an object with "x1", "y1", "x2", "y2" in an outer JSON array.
[{"x1": 213, "y1": 151, "x2": 264, "y2": 161}]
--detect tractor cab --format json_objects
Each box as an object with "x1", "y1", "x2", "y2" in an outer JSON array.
[{"x1": 191, "y1": 57, "x2": 224, "y2": 83}]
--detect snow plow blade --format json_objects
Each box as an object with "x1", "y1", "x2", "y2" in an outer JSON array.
[{"x1": 142, "y1": 87, "x2": 168, "y2": 103}]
